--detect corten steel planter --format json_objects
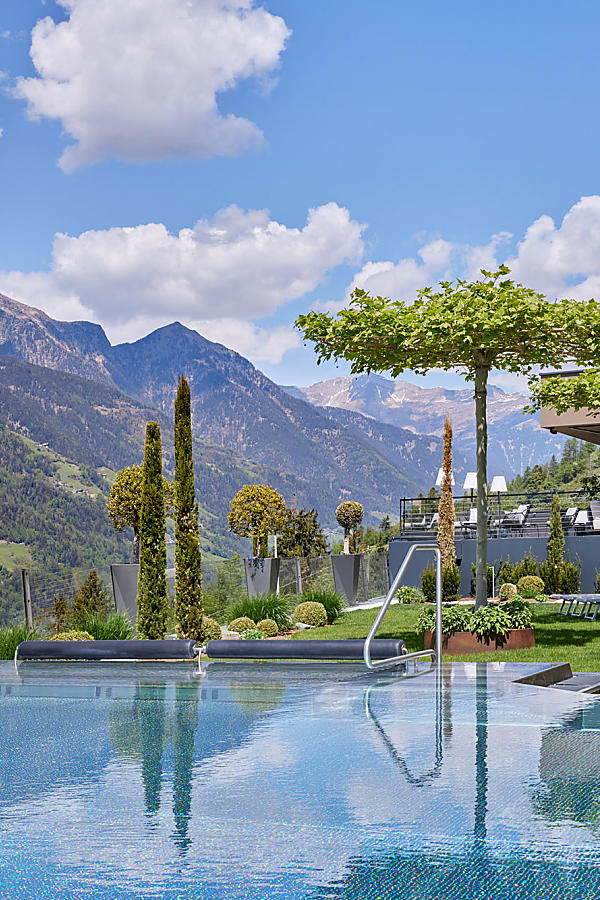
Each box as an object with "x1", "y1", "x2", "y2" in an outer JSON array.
[
  {"x1": 244, "y1": 557, "x2": 281, "y2": 597},
  {"x1": 423, "y1": 627, "x2": 535, "y2": 655}
]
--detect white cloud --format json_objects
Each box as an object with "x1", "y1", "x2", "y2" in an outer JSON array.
[
  {"x1": 14, "y1": 0, "x2": 290, "y2": 171},
  {"x1": 0, "y1": 202, "x2": 363, "y2": 362}
]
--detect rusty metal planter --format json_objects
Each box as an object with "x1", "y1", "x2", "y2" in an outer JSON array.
[{"x1": 423, "y1": 627, "x2": 535, "y2": 654}]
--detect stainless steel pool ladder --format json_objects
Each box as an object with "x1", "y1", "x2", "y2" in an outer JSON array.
[{"x1": 364, "y1": 543, "x2": 442, "y2": 670}]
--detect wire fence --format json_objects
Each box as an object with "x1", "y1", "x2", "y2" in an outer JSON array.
[{"x1": 1, "y1": 549, "x2": 391, "y2": 628}]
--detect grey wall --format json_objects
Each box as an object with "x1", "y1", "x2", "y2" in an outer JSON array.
[{"x1": 389, "y1": 535, "x2": 600, "y2": 596}]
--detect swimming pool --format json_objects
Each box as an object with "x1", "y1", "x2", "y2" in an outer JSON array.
[{"x1": 0, "y1": 660, "x2": 599, "y2": 899}]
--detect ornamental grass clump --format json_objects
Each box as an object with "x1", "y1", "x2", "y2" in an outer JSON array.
[
  {"x1": 257, "y1": 619, "x2": 278, "y2": 637},
  {"x1": 228, "y1": 616, "x2": 256, "y2": 633},
  {"x1": 293, "y1": 601, "x2": 328, "y2": 627},
  {"x1": 0, "y1": 626, "x2": 37, "y2": 660},
  {"x1": 70, "y1": 611, "x2": 134, "y2": 641},
  {"x1": 516, "y1": 575, "x2": 545, "y2": 599},
  {"x1": 226, "y1": 593, "x2": 292, "y2": 630}
]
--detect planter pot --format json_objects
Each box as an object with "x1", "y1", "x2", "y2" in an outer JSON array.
[
  {"x1": 331, "y1": 553, "x2": 362, "y2": 606},
  {"x1": 244, "y1": 557, "x2": 281, "y2": 597},
  {"x1": 110, "y1": 564, "x2": 139, "y2": 622},
  {"x1": 423, "y1": 627, "x2": 535, "y2": 655}
]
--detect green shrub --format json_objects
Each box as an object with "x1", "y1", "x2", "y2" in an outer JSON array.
[
  {"x1": 0, "y1": 626, "x2": 37, "y2": 660},
  {"x1": 52, "y1": 631, "x2": 95, "y2": 641},
  {"x1": 416, "y1": 605, "x2": 472, "y2": 637},
  {"x1": 442, "y1": 562, "x2": 460, "y2": 602},
  {"x1": 421, "y1": 564, "x2": 436, "y2": 603},
  {"x1": 516, "y1": 575, "x2": 545, "y2": 599},
  {"x1": 560, "y1": 554, "x2": 581, "y2": 593},
  {"x1": 504, "y1": 597, "x2": 533, "y2": 630},
  {"x1": 70, "y1": 611, "x2": 134, "y2": 641},
  {"x1": 228, "y1": 616, "x2": 256, "y2": 633},
  {"x1": 240, "y1": 629, "x2": 266, "y2": 640},
  {"x1": 396, "y1": 585, "x2": 426, "y2": 604},
  {"x1": 470, "y1": 606, "x2": 512, "y2": 643},
  {"x1": 299, "y1": 589, "x2": 345, "y2": 624},
  {"x1": 257, "y1": 619, "x2": 278, "y2": 637},
  {"x1": 498, "y1": 582, "x2": 517, "y2": 601},
  {"x1": 293, "y1": 601, "x2": 328, "y2": 627},
  {"x1": 201, "y1": 617, "x2": 222, "y2": 641},
  {"x1": 536, "y1": 594, "x2": 551, "y2": 603},
  {"x1": 226, "y1": 593, "x2": 292, "y2": 630}
]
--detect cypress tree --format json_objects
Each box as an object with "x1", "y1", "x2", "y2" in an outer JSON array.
[
  {"x1": 137, "y1": 421, "x2": 168, "y2": 639},
  {"x1": 174, "y1": 376, "x2": 204, "y2": 640}
]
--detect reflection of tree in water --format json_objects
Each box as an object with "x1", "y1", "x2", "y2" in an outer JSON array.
[
  {"x1": 314, "y1": 663, "x2": 600, "y2": 899},
  {"x1": 172, "y1": 687, "x2": 198, "y2": 854},
  {"x1": 229, "y1": 682, "x2": 285, "y2": 715},
  {"x1": 140, "y1": 693, "x2": 167, "y2": 816}
]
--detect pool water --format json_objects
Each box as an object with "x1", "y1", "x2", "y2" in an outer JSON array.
[{"x1": 1, "y1": 660, "x2": 599, "y2": 899}]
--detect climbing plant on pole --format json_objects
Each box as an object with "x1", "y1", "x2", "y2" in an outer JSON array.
[
  {"x1": 297, "y1": 267, "x2": 600, "y2": 608},
  {"x1": 137, "y1": 421, "x2": 168, "y2": 639},
  {"x1": 174, "y1": 375, "x2": 204, "y2": 641}
]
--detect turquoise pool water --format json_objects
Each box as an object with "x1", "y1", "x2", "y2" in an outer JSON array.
[{"x1": 0, "y1": 660, "x2": 599, "y2": 899}]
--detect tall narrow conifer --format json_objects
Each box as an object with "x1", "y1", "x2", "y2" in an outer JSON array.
[
  {"x1": 137, "y1": 421, "x2": 168, "y2": 639},
  {"x1": 174, "y1": 376, "x2": 204, "y2": 640}
]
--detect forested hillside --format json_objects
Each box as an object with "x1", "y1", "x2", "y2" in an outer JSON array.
[{"x1": 508, "y1": 438, "x2": 598, "y2": 493}]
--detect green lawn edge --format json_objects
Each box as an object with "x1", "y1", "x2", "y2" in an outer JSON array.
[{"x1": 291, "y1": 603, "x2": 600, "y2": 672}]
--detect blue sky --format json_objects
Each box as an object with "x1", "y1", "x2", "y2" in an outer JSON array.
[{"x1": 2, "y1": 0, "x2": 600, "y2": 389}]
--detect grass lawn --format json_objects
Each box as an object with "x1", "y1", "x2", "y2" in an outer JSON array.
[{"x1": 292, "y1": 603, "x2": 600, "y2": 673}]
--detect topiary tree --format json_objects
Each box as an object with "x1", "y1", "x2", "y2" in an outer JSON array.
[
  {"x1": 540, "y1": 493, "x2": 565, "y2": 594},
  {"x1": 137, "y1": 422, "x2": 168, "y2": 639},
  {"x1": 335, "y1": 501, "x2": 363, "y2": 554},
  {"x1": 297, "y1": 266, "x2": 600, "y2": 607},
  {"x1": 174, "y1": 376, "x2": 204, "y2": 641},
  {"x1": 71, "y1": 570, "x2": 111, "y2": 621},
  {"x1": 107, "y1": 465, "x2": 174, "y2": 562},
  {"x1": 228, "y1": 484, "x2": 286, "y2": 557}
]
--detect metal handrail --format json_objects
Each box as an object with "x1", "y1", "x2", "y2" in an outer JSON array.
[{"x1": 364, "y1": 542, "x2": 442, "y2": 670}]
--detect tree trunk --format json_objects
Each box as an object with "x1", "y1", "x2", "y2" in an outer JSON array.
[
  {"x1": 133, "y1": 532, "x2": 140, "y2": 564},
  {"x1": 474, "y1": 366, "x2": 489, "y2": 609},
  {"x1": 343, "y1": 530, "x2": 350, "y2": 555}
]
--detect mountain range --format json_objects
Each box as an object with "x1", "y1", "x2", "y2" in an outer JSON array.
[
  {"x1": 0, "y1": 291, "x2": 564, "y2": 584},
  {"x1": 284, "y1": 373, "x2": 566, "y2": 479}
]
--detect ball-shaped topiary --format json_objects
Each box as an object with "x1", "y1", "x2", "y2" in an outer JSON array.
[
  {"x1": 228, "y1": 616, "x2": 256, "y2": 633},
  {"x1": 498, "y1": 582, "x2": 518, "y2": 602},
  {"x1": 201, "y1": 617, "x2": 222, "y2": 641},
  {"x1": 257, "y1": 618, "x2": 278, "y2": 637},
  {"x1": 51, "y1": 630, "x2": 94, "y2": 641},
  {"x1": 516, "y1": 575, "x2": 545, "y2": 599},
  {"x1": 293, "y1": 601, "x2": 328, "y2": 627}
]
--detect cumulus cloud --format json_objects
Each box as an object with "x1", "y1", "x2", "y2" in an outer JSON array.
[
  {"x1": 14, "y1": 0, "x2": 290, "y2": 171},
  {"x1": 0, "y1": 202, "x2": 363, "y2": 363}
]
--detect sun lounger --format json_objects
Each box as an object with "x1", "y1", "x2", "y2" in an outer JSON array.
[{"x1": 552, "y1": 594, "x2": 600, "y2": 620}]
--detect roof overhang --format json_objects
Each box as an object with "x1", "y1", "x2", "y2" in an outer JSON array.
[{"x1": 540, "y1": 370, "x2": 600, "y2": 445}]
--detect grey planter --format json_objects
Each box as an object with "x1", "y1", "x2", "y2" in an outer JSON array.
[
  {"x1": 110, "y1": 564, "x2": 139, "y2": 622},
  {"x1": 332, "y1": 554, "x2": 362, "y2": 606},
  {"x1": 244, "y1": 557, "x2": 281, "y2": 597}
]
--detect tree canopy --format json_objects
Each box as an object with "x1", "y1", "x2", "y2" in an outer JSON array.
[
  {"x1": 228, "y1": 484, "x2": 286, "y2": 557},
  {"x1": 277, "y1": 507, "x2": 328, "y2": 558},
  {"x1": 107, "y1": 464, "x2": 174, "y2": 562}
]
